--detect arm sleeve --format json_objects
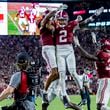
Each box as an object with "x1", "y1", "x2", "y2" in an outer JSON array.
[
  {"x1": 70, "y1": 20, "x2": 78, "y2": 27},
  {"x1": 9, "y1": 72, "x2": 21, "y2": 89}
]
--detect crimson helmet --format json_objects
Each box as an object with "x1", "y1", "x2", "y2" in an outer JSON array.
[
  {"x1": 101, "y1": 39, "x2": 110, "y2": 51},
  {"x1": 32, "y1": 3, "x2": 39, "y2": 8},
  {"x1": 21, "y1": 6, "x2": 25, "y2": 11},
  {"x1": 55, "y1": 10, "x2": 69, "y2": 27}
]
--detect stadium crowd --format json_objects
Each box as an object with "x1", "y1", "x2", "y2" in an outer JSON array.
[{"x1": 0, "y1": 27, "x2": 109, "y2": 95}]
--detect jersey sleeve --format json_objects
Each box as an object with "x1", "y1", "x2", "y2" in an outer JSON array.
[
  {"x1": 9, "y1": 72, "x2": 21, "y2": 89},
  {"x1": 69, "y1": 20, "x2": 78, "y2": 29}
]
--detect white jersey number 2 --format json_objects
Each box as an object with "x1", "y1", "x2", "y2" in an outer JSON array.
[{"x1": 59, "y1": 30, "x2": 67, "y2": 43}]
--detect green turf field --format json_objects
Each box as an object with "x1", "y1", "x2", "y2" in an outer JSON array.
[
  {"x1": 36, "y1": 95, "x2": 97, "y2": 110},
  {"x1": 0, "y1": 95, "x2": 97, "y2": 110},
  {"x1": 1, "y1": 95, "x2": 110, "y2": 110},
  {"x1": 8, "y1": 11, "x2": 21, "y2": 35}
]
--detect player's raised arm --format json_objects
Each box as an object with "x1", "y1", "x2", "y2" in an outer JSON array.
[
  {"x1": 74, "y1": 36, "x2": 98, "y2": 61},
  {"x1": 79, "y1": 7, "x2": 104, "y2": 27},
  {"x1": 41, "y1": 10, "x2": 56, "y2": 28},
  {"x1": 41, "y1": 4, "x2": 68, "y2": 28}
]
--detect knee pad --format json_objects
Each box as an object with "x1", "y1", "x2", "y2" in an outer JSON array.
[{"x1": 97, "y1": 103, "x2": 104, "y2": 110}]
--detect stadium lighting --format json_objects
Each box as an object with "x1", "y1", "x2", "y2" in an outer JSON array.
[
  {"x1": 89, "y1": 10, "x2": 96, "y2": 14},
  {"x1": 106, "y1": 21, "x2": 110, "y2": 26},
  {"x1": 103, "y1": 9, "x2": 108, "y2": 13},
  {"x1": 88, "y1": 21, "x2": 110, "y2": 26},
  {"x1": 88, "y1": 23, "x2": 96, "y2": 26},
  {"x1": 89, "y1": 9, "x2": 108, "y2": 13},
  {"x1": 73, "y1": 10, "x2": 86, "y2": 15},
  {"x1": 96, "y1": 22, "x2": 101, "y2": 26},
  {"x1": 101, "y1": 22, "x2": 105, "y2": 26}
]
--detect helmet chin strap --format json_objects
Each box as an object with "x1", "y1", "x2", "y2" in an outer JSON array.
[{"x1": 59, "y1": 22, "x2": 68, "y2": 28}]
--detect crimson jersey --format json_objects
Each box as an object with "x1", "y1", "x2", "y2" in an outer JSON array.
[
  {"x1": 40, "y1": 27, "x2": 54, "y2": 46},
  {"x1": 96, "y1": 50, "x2": 110, "y2": 78},
  {"x1": 54, "y1": 20, "x2": 78, "y2": 45},
  {"x1": 27, "y1": 14, "x2": 36, "y2": 23}
]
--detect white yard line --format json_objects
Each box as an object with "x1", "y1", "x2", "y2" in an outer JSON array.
[{"x1": 8, "y1": 13, "x2": 23, "y2": 35}]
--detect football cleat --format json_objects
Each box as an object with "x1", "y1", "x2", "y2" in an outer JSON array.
[
  {"x1": 78, "y1": 99, "x2": 87, "y2": 107},
  {"x1": 42, "y1": 103, "x2": 49, "y2": 110},
  {"x1": 42, "y1": 92, "x2": 49, "y2": 104}
]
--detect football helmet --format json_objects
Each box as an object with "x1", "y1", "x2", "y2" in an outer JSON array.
[
  {"x1": 101, "y1": 39, "x2": 110, "y2": 51},
  {"x1": 55, "y1": 10, "x2": 69, "y2": 27},
  {"x1": 16, "y1": 52, "x2": 29, "y2": 70},
  {"x1": 32, "y1": 3, "x2": 38, "y2": 8},
  {"x1": 21, "y1": 6, "x2": 25, "y2": 11}
]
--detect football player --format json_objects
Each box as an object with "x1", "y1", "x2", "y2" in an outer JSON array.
[
  {"x1": 40, "y1": 4, "x2": 68, "y2": 94},
  {"x1": 40, "y1": 5, "x2": 81, "y2": 110},
  {"x1": 14, "y1": 6, "x2": 28, "y2": 33},
  {"x1": 27, "y1": 11, "x2": 37, "y2": 35},
  {"x1": 54, "y1": 6, "x2": 104, "y2": 105},
  {"x1": 74, "y1": 36, "x2": 110, "y2": 110}
]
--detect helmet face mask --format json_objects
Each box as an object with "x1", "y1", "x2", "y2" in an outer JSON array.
[
  {"x1": 55, "y1": 10, "x2": 69, "y2": 27},
  {"x1": 57, "y1": 18, "x2": 68, "y2": 27}
]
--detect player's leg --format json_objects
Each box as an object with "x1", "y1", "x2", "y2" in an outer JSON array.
[
  {"x1": 96, "y1": 78, "x2": 110, "y2": 110},
  {"x1": 45, "y1": 67, "x2": 59, "y2": 91},
  {"x1": 57, "y1": 54, "x2": 67, "y2": 97},
  {"x1": 56, "y1": 53, "x2": 71, "y2": 107},
  {"x1": 42, "y1": 46, "x2": 59, "y2": 104},
  {"x1": 28, "y1": 22, "x2": 36, "y2": 35},
  {"x1": 18, "y1": 18, "x2": 25, "y2": 31},
  {"x1": 66, "y1": 51, "x2": 87, "y2": 105},
  {"x1": 42, "y1": 80, "x2": 58, "y2": 110},
  {"x1": 56, "y1": 54, "x2": 81, "y2": 109},
  {"x1": 56, "y1": 83, "x2": 82, "y2": 110},
  {"x1": 48, "y1": 77, "x2": 81, "y2": 109},
  {"x1": 33, "y1": 23, "x2": 37, "y2": 35},
  {"x1": 23, "y1": 18, "x2": 29, "y2": 32},
  {"x1": 28, "y1": 22, "x2": 32, "y2": 35},
  {"x1": 48, "y1": 80, "x2": 59, "y2": 102},
  {"x1": 42, "y1": 46, "x2": 59, "y2": 91},
  {"x1": 85, "y1": 87, "x2": 91, "y2": 110}
]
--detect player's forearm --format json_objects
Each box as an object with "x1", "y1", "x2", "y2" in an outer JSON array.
[
  {"x1": 79, "y1": 7, "x2": 104, "y2": 27},
  {"x1": 0, "y1": 86, "x2": 14, "y2": 101},
  {"x1": 41, "y1": 10, "x2": 56, "y2": 27},
  {"x1": 0, "y1": 89, "x2": 11, "y2": 101},
  {"x1": 77, "y1": 45, "x2": 98, "y2": 61},
  {"x1": 79, "y1": 15, "x2": 96, "y2": 27}
]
